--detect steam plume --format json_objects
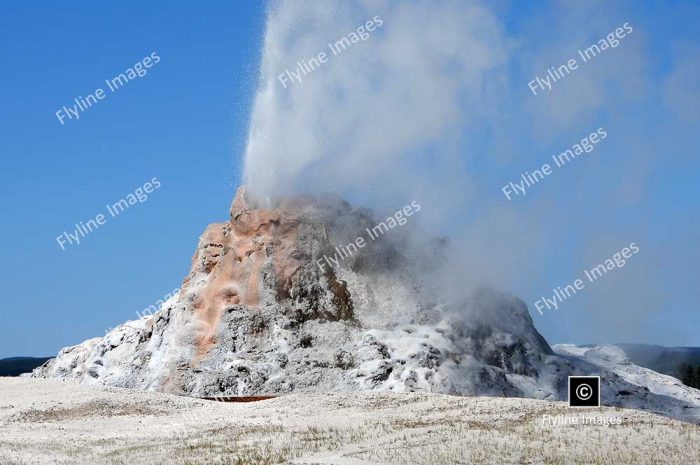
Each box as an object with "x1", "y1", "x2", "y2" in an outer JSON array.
[{"x1": 243, "y1": 0, "x2": 508, "y2": 209}]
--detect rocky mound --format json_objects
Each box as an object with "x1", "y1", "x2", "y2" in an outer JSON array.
[{"x1": 30, "y1": 188, "x2": 700, "y2": 423}]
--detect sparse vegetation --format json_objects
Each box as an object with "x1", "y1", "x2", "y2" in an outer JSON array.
[{"x1": 0, "y1": 378, "x2": 698, "y2": 465}]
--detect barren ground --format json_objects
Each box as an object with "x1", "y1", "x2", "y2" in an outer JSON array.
[{"x1": 0, "y1": 378, "x2": 697, "y2": 465}]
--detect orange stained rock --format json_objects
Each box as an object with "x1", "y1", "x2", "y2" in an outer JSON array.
[{"x1": 189, "y1": 187, "x2": 304, "y2": 358}]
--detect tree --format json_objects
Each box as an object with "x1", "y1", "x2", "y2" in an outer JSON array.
[
  {"x1": 679, "y1": 363, "x2": 695, "y2": 387},
  {"x1": 695, "y1": 365, "x2": 700, "y2": 389}
]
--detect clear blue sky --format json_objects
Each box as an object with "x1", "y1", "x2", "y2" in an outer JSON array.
[
  {"x1": 0, "y1": 1, "x2": 264, "y2": 358},
  {"x1": 1, "y1": 1, "x2": 698, "y2": 359}
]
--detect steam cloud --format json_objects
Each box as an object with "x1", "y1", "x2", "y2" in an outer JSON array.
[
  {"x1": 243, "y1": 0, "x2": 507, "y2": 208},
  {"x1": 241, "y1": 0, "x2": 700, "y2": 346}
]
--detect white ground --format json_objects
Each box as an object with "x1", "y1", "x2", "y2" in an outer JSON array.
[
  {"x1": 554, "y1": 343, "x2": 700, "y2": 411},
  {"x1": 0, "y1": 378, "x2": 698, "y2": 465}
]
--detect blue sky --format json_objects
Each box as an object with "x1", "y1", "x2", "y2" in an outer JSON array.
[
  {"x1": 1, "y1": 1, "x2": 698, "y2": 359},
  {"x1": 0, "y1": 1, "x2": 263, "y2": 358}
]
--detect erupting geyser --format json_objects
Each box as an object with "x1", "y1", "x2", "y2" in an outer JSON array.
[{"x1": 30, "y1": 187, "x2": 700, "y2": 423}]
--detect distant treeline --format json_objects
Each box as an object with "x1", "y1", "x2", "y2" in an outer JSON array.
[
  {"x1": 678, "y1": 363, "x2": 700, "y2": 389},
  {"x1": 616, "y1": 343, "x2": 700, "y2": 377},
  {"x1": 0, "y1": 357, "x2": 52, "y2": 377}
]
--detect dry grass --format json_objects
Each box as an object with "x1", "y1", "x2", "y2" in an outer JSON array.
[{"x1": 0, "y1": 378, "x2": 697, "y2": 464}]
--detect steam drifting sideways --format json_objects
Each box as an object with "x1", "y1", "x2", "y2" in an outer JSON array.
[
  {"x1": 4, "y1": 1, "x2": 700, "y2": 464},
  {"x1": 30, "y1": 0, "x2": 700, "y2": 437},
  {"x1": 239, "y1": 0, "x2": 698, "y2": 351}
]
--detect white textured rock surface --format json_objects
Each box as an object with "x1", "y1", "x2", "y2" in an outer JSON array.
[
  {"x1": 29, "y1": 188, "x2": 700, "y2": 423},
  {"x1": 1, "y1": 378, "x2": 698, "y2": 465},
  {"x1": 554, "y1": 343, "x2": 700, "y2": 422}
]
